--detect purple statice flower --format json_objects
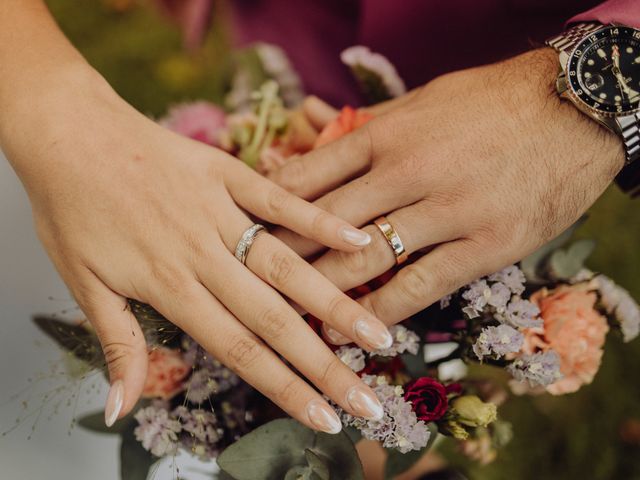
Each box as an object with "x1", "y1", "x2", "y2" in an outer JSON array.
[
  {"x1": 461, "y1": 280, "x2": 491, "y2": 318},
  {"x1": 173, "y1": 406, "x2": 222, "y2": 459},
  {"x1": 487, "y1": 282, "x2": 512, "y2": 313},
  {"x1": 439, "y1": 294, "x2": 453, "y2": 309},
  {"x1": 375, "y1": 325, "x2": 420, "y2": 357},
  {"x1": 336, "y1": 346, "x2": 366, "y2": 372},
  {"x1": 488, "y1": 266, "x2": 526, "y2": 295},
  {"x1": 337, "y1": 376, "x2": 430, "y2": 454},
  {"x1": 184, "y1": 366, "x2": 236, "y2": 404},
  {"x1": 134, "y1": 402, "x2": 182, "y2": 457},
  {"x1": 500, "y1": 298, "x2": 543, "y2": 329},
  {"x1": 473, "y1": 325, "x2": 524, "y2": 360},
  {"x1": 182, "y1": 336, "x2": 240, "y2": 403},
  {"x1": 507, "y1": 351, "x2": 563, "y2": 387},
  {"x1": 593, "y1": 275, "x2": 640, "y2": 342}
]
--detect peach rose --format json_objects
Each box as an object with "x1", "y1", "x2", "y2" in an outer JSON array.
[
  {"x1": 314, "y1": 106, "x2": 374, "y2": 148},
  {"x1": 523, "y1": 285, "x2": 609, "y2": 395},
  {"x1": 142, "y1": 347, "x2": 191, "y2": 399}
]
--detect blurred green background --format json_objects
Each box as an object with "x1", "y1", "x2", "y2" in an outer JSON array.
[{"x1": 47, "y1": 1, "x2": 640, "y2": 478}]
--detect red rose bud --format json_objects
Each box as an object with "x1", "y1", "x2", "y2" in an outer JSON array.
[{"x1": 403, "y1": 377, "x2": 449, "y2": 422}]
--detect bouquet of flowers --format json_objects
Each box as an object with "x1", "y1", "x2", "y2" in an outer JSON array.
[{"x1": 29, "y1": 45, "x2": 640, "y2": 480}]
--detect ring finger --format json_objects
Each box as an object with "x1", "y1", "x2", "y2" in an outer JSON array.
[{"x1": 199, "y1": 226, "x2": 386, "y2": 420}]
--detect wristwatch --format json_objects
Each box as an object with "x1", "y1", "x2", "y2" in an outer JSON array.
[{"x1": 546, "y1": 23, "x2": 640, "y2": 197}]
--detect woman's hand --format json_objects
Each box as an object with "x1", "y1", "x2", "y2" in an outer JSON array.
[
  {"x1": 269, "y1": 48, "x2": 625, "y2": 340},
  {"x1": 0, "y1": 70, "x2": 391, "y2": 432}
]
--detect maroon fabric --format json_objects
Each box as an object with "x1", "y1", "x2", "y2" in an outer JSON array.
[{"x1": 229, "y1": 0, "x2": 640, "y2": 106}]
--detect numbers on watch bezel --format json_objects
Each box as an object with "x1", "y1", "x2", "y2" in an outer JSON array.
[{"x1": 566, "y1": 25, "x2": 640, "y2": 117}]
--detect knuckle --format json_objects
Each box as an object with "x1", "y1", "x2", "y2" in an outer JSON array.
[
  {"x1": 148, "y1": 261, "x2": 190, "y2": 298},
  {"x1": 275, "y1": 378, "x2": 302, "y2": 405},
  {"x1": 396, "y1": 264, "x2": 431, "y2": 305},
  {"x1": 257, "y1": 307, "x2": 289, "y2": 340},
  {"x1": 278, "y1": 160, "x2": 307, "y2": 194},
  {"x1": 316, "y1": 356, "x2": 344, "y2": 385},
  {"x1": 102, "y1": 341, "x2": 138, "y2": 373},
  {"x1": 266, "y1": 250, "x2": 297, "y2": 287},
  {"x1": 326, "y1": 295, "x2": 353, "y2": 320},
  {"x1": 226, "y1": 335, "x2": 262, "y2": 372},
  {"x1": 265, "y1": 187, "x2": 291, "y2": 217},
  {"x1": 336, "y1": 247, "x2": 369, "y2": 276},
  {"x1": 310, "y1": 211, "x2": 334, "y2": 239}
]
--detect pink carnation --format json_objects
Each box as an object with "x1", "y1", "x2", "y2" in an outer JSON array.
[
  {"x1": 160, "y1": 101, "x2": 226, "y2": 147},
  {"x1": 523, "y1": 285, "x2": 609, "y2": 395},
  {"x1": 142, "y1": 347, "x2": 191, "y2": 400}
]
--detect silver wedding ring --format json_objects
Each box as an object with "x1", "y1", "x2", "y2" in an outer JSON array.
[
  {"x1": 374, "y1": 217, "x2": 408, "y2": 265},
  {"x1": 235, "y1": 224, "x2": 267, "y2": 265}
]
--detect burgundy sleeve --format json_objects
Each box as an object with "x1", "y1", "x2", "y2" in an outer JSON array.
[{"x1": 569, "y1": 0, "x2": 640, "y2": 29}]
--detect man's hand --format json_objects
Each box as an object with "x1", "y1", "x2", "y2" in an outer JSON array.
[{"x1": 269, "y1": 48, "x2": 625, "y2": 337}]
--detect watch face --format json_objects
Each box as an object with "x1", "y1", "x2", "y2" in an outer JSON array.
[{"x1": 567, "y1": 26, "x2": 640, "y2": 115}]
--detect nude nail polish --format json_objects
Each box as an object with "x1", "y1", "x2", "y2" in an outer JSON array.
[
  {"x1": 354, "y1": 318, "x2": 393, "y2": 350},
  {"x1": 347, "y1": 385, "x2": 384, "y2": 421},
  {"x1": 324, "y1": 325, "x2": 351, "y2": 345},
  {"x1": 340, "y1": 227, "x2": 371, "y2": 247},
  {"x1": 306, "y1": 400, "x2": 342, "y2": 434},
  {"x1": 105, "y1": 380, "x2": 124, "y2": 427}
]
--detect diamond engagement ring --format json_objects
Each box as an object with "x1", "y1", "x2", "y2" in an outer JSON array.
[{"x1": 235, "y1": 224, "x2": 267, "y2": 265}]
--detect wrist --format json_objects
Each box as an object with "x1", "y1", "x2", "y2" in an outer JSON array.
[
  {"x1": 0, "y1": 62, "x2": 123, "y2": 181},
  {"x1": 508, "y1": 48, "x2": 625, "y2": 179}
]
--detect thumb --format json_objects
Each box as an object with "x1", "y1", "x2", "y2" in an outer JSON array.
[{"x1": 76, "y1": 276, "x2": 148, "y2": 427}]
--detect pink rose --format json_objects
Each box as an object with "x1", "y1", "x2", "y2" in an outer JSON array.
[
  {"x1": 142, "y1": 347, "x2": 190, "y2": 399},
  {"x1": 523, "y1": 285, "x2": 609, "y2": 395},
  {"x1": 160, "y1": 101, "x2": 227, "y2": 147}
]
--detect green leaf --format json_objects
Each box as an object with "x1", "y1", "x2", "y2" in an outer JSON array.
[
  {"x1": 77, "y1": 411, "x2": 133, "y2": 435},
  {"x1": 217, "y1": 419, "x2": 364, "y2": 480},
  {"x1": 33, "y1": 316, "x2": 102, "y2": 365},
  {"x1": 548, "y1": 239, "x2": 596, "y2": 280},
  {"x1": 383, "y1": 423, "x2": 438, "y2": 480},
  {"x1": 343, "y1": 426, "x2": 362, "y2": 445},
  {"x1": 120, "y1": 422, "x2": 156, "y2": 480},
  {"x1": 350, "y1": 65, "x2": 393, "y2": 105},
  {"x1": 520, "y1": 217, "x2": 587, "y2": 283},
  {"x1": 304, "y1": 449, "x2": 330, "y2": 480},
  {"x1": 401, "y1": 348, "x2": 428, "y2": 377}
]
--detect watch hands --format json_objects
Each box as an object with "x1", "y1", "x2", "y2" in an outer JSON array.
[{"x1": 612, "y1": 44, "x2": 639, "y2": 100}]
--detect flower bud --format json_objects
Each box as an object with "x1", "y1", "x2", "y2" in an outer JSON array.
[{"x1": 451, "y1": 395, "x2": 497, "y2": 428}]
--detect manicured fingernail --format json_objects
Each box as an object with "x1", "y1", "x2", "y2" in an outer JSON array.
[
  {"x1": 347, "y1": 385, "x2": 384, "y2": 421},
  {"x1": 355, "y1": 318, "x2": 393, "y2": 350},
  {"x1": 340, "y1": 227, "x2": 371, "y2": 247},
  {"x1": 105, "y1": 380, "x2": 124, "y2": 427},
  {"x1": 324, "y1": 325, "x2": 351, "y2": 345},
  {"x1": 306, "y1": 400, "x2": 342, "y2": 434}
]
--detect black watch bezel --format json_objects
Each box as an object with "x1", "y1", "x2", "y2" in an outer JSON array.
[{"x1": 566, "y1": 25, "x2": 640, "y2": 117}]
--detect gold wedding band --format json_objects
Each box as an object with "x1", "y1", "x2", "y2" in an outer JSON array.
[
  {"x1": 235, "y1": 224, "x2": 267, "y2": 265},
  {"x1": 374, "y1": 217, "x2": 408, "y2": 265}
]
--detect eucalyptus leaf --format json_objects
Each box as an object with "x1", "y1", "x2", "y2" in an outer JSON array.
[
  {"x1": 520, "y1": 217, "x2": 587, "y2": 283},
  {"x1": 120, "y1": 423, "x2": 156, "y2": 480},
  {"x1": 305, "y1": 449, "x2": 330, "y2": 480},
  {"x1": 343, "y1": 426, "x2": 362, "y2": 444},
  {"x1": 548, "y1": 239, "x2": 596, "y2": 281},
  {"x1": 217, "y1": 419, "x2": 364, "y2": 480}
]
